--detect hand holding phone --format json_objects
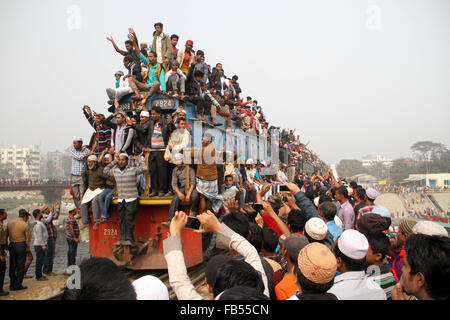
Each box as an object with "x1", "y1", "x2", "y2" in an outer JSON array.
[{"x1": 185, "y1": 217, "x2": 201, "y2": 230}]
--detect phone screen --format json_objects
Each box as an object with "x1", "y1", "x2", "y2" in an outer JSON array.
[
  {"x1": 185, "y1": 217, "x2": 201, "y2": 230},
  {"x1": 279, "y1": 185, "x2": 289, "y2": 192},
  {"x1": 252, "y1": 203, "x2": 263, "y2": 212}
]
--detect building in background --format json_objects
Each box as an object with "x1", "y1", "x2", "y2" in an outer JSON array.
[
  {"x1": 403, "y1": 173, "x2": 450, "y2": 189},
  {"x1": 0, "y1": 144, "x2": 41, "y2": 179},
  {"x1": 362, "y1": 155, "x2": 394, "y2": 168},
  {"x1": 40, "y1": 151, "x2": 65, "y2": 178}
]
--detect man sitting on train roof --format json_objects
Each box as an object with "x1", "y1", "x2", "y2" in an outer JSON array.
[
  {"x1": 210, "y1": 90, "x2": 232, "y2": 129},
  {"x1": 126, "y1": 33, "x2": 166, "y2": 107},
  {"x1": 106, "y1": 28, "x2": 142, "y2": 83},
  {"x1": 168, "y1": 154, "x2": 199, "y2": 221},
  {"x1": 176, "y1": 40, "x2": 195, "y2": 76},
  {"x1": 193, "y1": 50, "x2": 209, "y2": 84},
  {"x1": 185, "y1": 66, "x2": 203, "y2": 98},
  {"x1": 165, "y1": 60, "x2": 186, "y2": 99},
  {"x1": 106, "y1": 69, "x2": 133, "y2": 107}
]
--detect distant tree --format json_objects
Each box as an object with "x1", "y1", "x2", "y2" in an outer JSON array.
[
  {"x1": 411, "y1": 141, "x2": 448, "y2": 174},
  {"x1": 337, "y1": 159, "x2": 367, "y2": 178},
  {"x1": 390, "y1": 159, "x2": 412, "y2": 183},
  {"x1": 25, "y1": 152, "x2": 33, "y2": 179},
  {"x1": 61, "y1": 154, "x2": 71, "y2": 178},
  {"x1": 0, "y1": 163, "x2": 14, "y2": 179}
]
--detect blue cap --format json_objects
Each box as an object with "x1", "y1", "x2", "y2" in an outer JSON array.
[{"x1": 371, "y1": 206, "x2": 391, "y2": 219}]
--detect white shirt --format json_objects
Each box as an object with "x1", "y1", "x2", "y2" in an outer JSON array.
[
  {"x1": 327, "y1": 271, "x2": 386, "y2": 300},
  {"x1": 118, "y1": 76, "x2": 130, "y2": 88},
  {"x1": 155, "y1": 33, "x2": 163, "y2": 64},
  {"x1": 277, "y1": 170, "x2": 289, "y2": 184}
]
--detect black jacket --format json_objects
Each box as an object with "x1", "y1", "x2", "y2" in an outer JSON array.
[
  {"x1": 186, "y1": 63, "x2": 201, "y2": 97},
  {"x1": 131, "y1": 121, "x2": 150, "y2": 154},
  {"x1": 209, "y1": 67, "x2": 222, "y2": 91},
  {"x1": 102, "y1": 116, "x2": 134, "y2": 155},
  {"x1": 146, "y1": 117, "x2": 175, "y2": 149}
]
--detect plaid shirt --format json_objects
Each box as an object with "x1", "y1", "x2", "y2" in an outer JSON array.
[
  {"x1": 356, "y1": 204, "x2": 376, "y2": 226},
  {"x1": 71, "y1": 147, "x2": 91, "y2": 175},
  {"x1": 65, "y1": 213, "x2": 80, "y2": 240},
  {"x1": 83, "y1": 110, "x2": 112, "y2": 154},
  {"x1": 43, "y1": 209, "x2": 60, "y2": 239}
]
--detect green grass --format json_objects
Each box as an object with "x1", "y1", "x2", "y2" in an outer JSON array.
[{"x1": 0, "y1": 199, "x2": 43, "y2": 212}]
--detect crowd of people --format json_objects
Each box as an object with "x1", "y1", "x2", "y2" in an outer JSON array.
[
  {"x1": 59, "y1": 179, "x2": 450, "y2": 300},
  {"x1": 0, "y1": 178, "x2": 69, "y2": 186},
  {"x1": 0, "y1": 204, "x2": 61, "y2": 295},
  {"x1": 1, "y1": 22, "x2": 449, "y2": 301}
]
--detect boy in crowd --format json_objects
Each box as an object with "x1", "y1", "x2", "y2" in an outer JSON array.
[{"x1": 364, "y1": 232, "x2": 397, "y2": 300}]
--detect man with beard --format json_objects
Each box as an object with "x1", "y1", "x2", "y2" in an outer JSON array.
[
  {"x1": 104, "y1": 153, "x2": 147, "y2": 245},
  {"x1": 102, "y1": 112, "x2": 135, "y2": 156},
  {"x1": 82, "y1": 106, "x2": 112, "y2": 156},
  {"x1": 130, "y1": 110, "x2": 151, "y2": 156},
  {"x1": 79, "y1": 155, "x2": 112, "y2": 230},
  {"x1": 70, "y1": 138, "x2": 92, "y2": 211}
]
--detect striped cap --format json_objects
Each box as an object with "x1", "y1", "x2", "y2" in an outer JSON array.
[
  {"x1": 399, "y1": 219, "x2": 418, "y2": 236},
  {"x1": 412, "y1": 221, "x2": 448, "y2": 237}
]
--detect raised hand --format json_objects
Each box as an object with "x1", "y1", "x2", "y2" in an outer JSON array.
[
  {"x1": 107, "y1": 36, "x2": 113, "y2": 42},
  {"x1": 128, "y1": 33, "x2": 136, "y2": 42},
  {"x1": 195, "y1": 211, "x2": 221, "y2": 234},
  {"x1": 170, "y1": 211, "x2": 188, "y2": 238},
  {"x1": 223, "y1": 198, "x2": 239, "y2": 213}
]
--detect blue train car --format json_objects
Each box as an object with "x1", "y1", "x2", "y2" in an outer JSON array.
[{"x1": 116, "y1": 93, "x2": 284, "y2": 165}]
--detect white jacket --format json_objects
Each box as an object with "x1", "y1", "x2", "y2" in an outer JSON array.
[{"x1": 33, "y1": 220, "x2": 48, "y2": 247}]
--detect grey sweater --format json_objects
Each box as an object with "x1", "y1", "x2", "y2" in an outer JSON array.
[{"x1": 104, "y1": 157, "x2": 147, "y2": 200}]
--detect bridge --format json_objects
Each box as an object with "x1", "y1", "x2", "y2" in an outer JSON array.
[{"x1": 0, "y1": 183, "x2": 70, "y2": 203}]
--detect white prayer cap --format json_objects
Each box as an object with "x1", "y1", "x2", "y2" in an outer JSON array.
[
  {"x1": 346, "y1": 187, "x2": 353, "y2": 196},
  {"x1": 305, "y1": 217, "x2": 328, "y2": 241},
  {"x1": 140, "y1": 111, "x2": 150, "y2": 117},
  {"x1": 366, "y1": 188, "x2": 378, "y2": 200},
  {"x1": 104, "y1": 154, "x2": 112, "y2": 159},
  {"x1": 88, "y1": 155, "x2": 98, "y2": 161},
  {"x1": 73, "y1": 138, "x2": 83, "y2": 142},
  {"x1": 132, "y1": 276, "x2": 169, "y2": 300},
  {"x1": 337, "y1": 229, "x2": 369, "y2": 260},
  {"x1": 246, "y1": 159, "x2": 254, "y2": 165},
  {"x1": 119, "y1": 153, "x2": 129, "y2": 159},
  {"x1": 67, "y1": 203, "x2": 77, "y2": 212},
  {"x1": 313, "y1": 197, "x2": 320, "y2": 208},
  {"x1": 412, "y1": 221, "x2": 448, "y2": 237},
  {"x1": 174, "y1": 153, "x2": 184, "y2": 164}
]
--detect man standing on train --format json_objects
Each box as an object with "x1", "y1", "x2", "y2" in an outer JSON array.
[
  {"x1": 142, "y1": 107, "x2": 175, "y2": 197},
  {"x1": 104, "y1": 153, "x2": 148, "y2": 245}
]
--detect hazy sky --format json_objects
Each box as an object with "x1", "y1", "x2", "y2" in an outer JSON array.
[{"x1": 0, "y1": 0, "x2": 449, "y2": 165}]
